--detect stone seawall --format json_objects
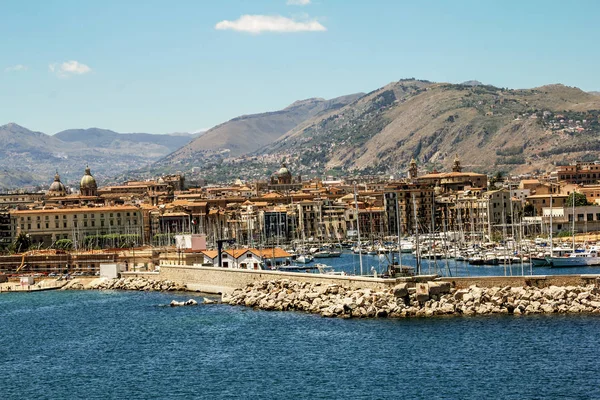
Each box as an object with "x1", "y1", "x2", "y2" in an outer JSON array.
[
  {"x1": 158, "y1": 265, "x2": 436, "y2": 294},
  {"x1": 158, "y1": 265, "x2": 600, "y2": 295},
  {"x1": 439, "y1": 275, "x2": 600, "y2": 289},
  {"x1": 224, "y1": 279, "x2": 600, "y2": 318}
]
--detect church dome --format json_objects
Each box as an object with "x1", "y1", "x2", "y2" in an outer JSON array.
[
  {"x1": 80, "y1": 166, "x2": 98, "y2": 195},
  {"x1": 277, "y1": 164, "x2": 291, "y2": 177},
  {"x1": 48, "y1": 172, "x2": 66, "y2": 195}
]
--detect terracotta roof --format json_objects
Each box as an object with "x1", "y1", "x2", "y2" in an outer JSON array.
[
  {"x1": 201, "y1": 250, "x2": 219, "y2": 259},
  {"x1": 217, "y1": 247, "x2": 292, "y2": 259},
  {"x1": 261, "y1": 192, "x2": 284, "y2": 198}
]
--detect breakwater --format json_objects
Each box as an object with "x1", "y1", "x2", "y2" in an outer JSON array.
[
  {"x1": 222, "y1": 279, "x2": 600, "y2": 318},
  {"x1": 62, "y1": 277, "x2": 187, "y2": 292}
]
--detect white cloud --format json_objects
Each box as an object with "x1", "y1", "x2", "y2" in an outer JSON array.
[
  {"x1": 287, "y1": 0, "x2": 311, "y2": 5},
  {"x1": 4, "y1": 64, "x2": 28, "y2": 72},
  {"x1": 215, "y1": 14, "x2": 326, "y2": 34},
  {"x1": 49, "y1": 60, "x2": 92, "y2": 78}
]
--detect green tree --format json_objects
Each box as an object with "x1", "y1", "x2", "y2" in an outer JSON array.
[
  {"x1": 566, "y1": 192, "x2": 590, "y2": 207},
  {"x1": 10, "y1": 232, "x2": 31, "y2": 253},
  {"x1": 55, "y1": 239, "x2": 73, "y2": 250}
]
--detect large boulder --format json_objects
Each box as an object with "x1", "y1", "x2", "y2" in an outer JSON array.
[
  {"x1": 428, "y1": 281, "x2": 451, "y2": 296},
  {"x1": 392, "y1": 283, "x2": 409, "y2": 298},
  {"x1": 415, "y1": 283, "x2": 429, "y2": 303}
]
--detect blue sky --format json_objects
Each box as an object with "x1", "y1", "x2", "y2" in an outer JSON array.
[{"x1": 2, "y1": 0, "x2": 600, "y2": 134}]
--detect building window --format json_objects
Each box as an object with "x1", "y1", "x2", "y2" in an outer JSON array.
[
  {"x1": 27, "y1": 224, "x2": 31, "y2": 229},
  {"x1": 84, "y1": 221, "x2": 88, "y2": 227},
  {"x1": 92, "y1": 221, "x2": 95, "y2": 227},
  {"x1": 587, "y1": 214, "x2": 593, "y2": 221},
  {"x1": 45, "y1": 223, "x2": 48, "y2": 229},
  {"x1": 101, "y1": 221, "x2": 105, "y2": 227},
  {"x1": 63, "y1": 223, "x2": 67, "y2": 228}
]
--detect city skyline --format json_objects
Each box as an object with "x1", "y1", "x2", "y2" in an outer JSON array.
[{"x1": 2, "y1": 0, "x2": 600, "y2": 135}]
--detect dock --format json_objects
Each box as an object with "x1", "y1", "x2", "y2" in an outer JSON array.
[{"x1": 0, "y1": 279, "x2": 66, "y2": 294}]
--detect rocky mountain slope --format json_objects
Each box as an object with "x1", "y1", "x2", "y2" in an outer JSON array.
[
  {"x1": 259, "y1": 80, "x2": 600, "y2": 177},
  {"x1": 0, "y1": 123, "x2": 197, "y2": 189},
  {"x1": 158, "y1": 93, "x2": 364, "y2": 169}
]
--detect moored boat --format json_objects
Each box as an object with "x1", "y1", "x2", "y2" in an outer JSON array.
[{"x1": 546, "y1": 249, "x2": 600, "y2": 267}]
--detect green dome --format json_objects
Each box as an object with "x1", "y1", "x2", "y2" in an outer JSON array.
[
  {"x1": 277, "y1": 164, "x2": 291, "y2": 177},
  {"x1": 80, "y1": 166, "x2": 97, "y2": 190}
]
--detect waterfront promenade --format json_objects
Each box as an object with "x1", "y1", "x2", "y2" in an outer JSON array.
[{"x1": 0, "y1": 279, "x2": 66, "y2": 293}]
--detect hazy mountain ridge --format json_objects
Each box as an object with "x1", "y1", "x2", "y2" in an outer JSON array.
[{"x1": 0, "y1": 123, "x2": 198, "y2": 189}]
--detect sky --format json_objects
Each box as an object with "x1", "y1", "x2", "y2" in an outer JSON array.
[{"x1": 2, "y1": 0, "x2": 600, "y2": 135}]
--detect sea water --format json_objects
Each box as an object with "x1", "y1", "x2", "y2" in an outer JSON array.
[
  {"x1": 1, "y1": 290, "x2": 600, "y2": 399},
  {"x1": 319, "y1": 251, "x2": 600, "y2": 277}
]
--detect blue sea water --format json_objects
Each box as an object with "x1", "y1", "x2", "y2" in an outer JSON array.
[
  {"x1": 317, "y1": 251, "x2": 600, "y2": 278},
  {"x1": 2, "y1": 290, "x2": 600, "y2": 399}
]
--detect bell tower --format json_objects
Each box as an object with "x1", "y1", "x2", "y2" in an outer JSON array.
[
  {"x1": 452, "y1": 155, "x2": 462, "y2": 173},
  {"x1": 408, "y1": 158, "x2": 418, "y2": 179}
]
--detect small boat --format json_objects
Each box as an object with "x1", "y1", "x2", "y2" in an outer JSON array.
[
  {"x1": 328, "y1": 250, "x2": 342, "y2": 257},
  {"x1": 468, "y1": 255, "x2": 484, "y2": 265},
  {"x1": 316, "y1": 264, "x2": 346, "y2": 276},
  {"x1": 313, "y1": 250, "x2": 331, "y2": 258},
  {"x1": 295, "y1": 254, "x2": 314, "y2": 264}
]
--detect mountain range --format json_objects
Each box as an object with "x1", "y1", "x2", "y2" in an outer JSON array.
[
  {"x1": 4, "y1": 78, "x2": 600, "y2": 189},
  {"x1": 149, "y1": 79, "x2": 600, "y2": 182},
  {"x1": 0, "y1": 124, "x2": 199, "y2": 189}
]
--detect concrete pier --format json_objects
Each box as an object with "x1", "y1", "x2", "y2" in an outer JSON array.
[{"x1": 154, "y1": 265, "x2": 600, "y2": 294}]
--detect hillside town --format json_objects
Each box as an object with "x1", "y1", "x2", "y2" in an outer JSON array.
[{"x1": 1, "y1": 156, "x2": 600, "y2": 274}]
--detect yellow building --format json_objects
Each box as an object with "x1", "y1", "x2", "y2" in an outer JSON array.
[{"x1": 10, "y1": 205, "x2": 143, "y2": 247}]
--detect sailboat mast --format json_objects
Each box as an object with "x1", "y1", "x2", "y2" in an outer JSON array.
[
  {"x1": 550, "y1": 193, "x2": 553, "y2": 255},
  {"x1": 395, "y1": 192, "x2": 402, "y2": 270},
  {"x1": 354, "y1": 182, "x2": 363, "y2": 276},
  {"x1": 572, "y1": 190, "x2": 576, "y2": 252},
  {"x1": 412, "y1": 192, "x2": 421, "y2": 275}
]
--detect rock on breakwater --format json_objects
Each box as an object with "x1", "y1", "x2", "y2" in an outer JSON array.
[
  {"x1": 62, "y1": 277, "x2": 186, "y2": 292},
  {"x1": 222, "y1": 279, "x2": 600, "y2": 318}
]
